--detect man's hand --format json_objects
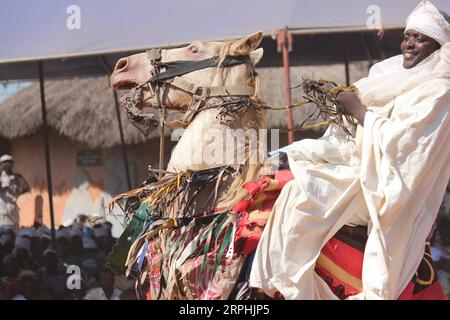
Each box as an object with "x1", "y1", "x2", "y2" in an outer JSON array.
[{"x1": 335, "y1": 91, "x2": 367, "y2": 126}]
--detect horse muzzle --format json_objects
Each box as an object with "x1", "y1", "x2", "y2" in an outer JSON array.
[{"x1": 110, "y1": 52, "x2": 153, "y2": 91}]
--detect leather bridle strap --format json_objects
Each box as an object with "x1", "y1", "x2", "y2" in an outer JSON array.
[
  {"x1": 162, "y1": 77, "x2": 255, "y2": 129},
  {"x1": 146, "y1": 49, "x2": 252, "y2": 84},
  {"x1": 166, "y1": 76, "x2": 255, "y2": 98}
]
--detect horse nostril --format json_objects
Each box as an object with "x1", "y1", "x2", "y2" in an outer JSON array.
[{"x1": 115, "y1": 58, "x2": 129, "y2": 73}]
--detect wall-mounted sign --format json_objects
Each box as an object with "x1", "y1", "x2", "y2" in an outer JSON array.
[{"x1": 76, "y1": 150, "x2": 102, "y2": 166}]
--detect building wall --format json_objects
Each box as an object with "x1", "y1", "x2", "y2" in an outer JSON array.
[
  {"x1": 11, "y1": 131, "x2": 171, "y2": 230},
  {"x1": 0, "y1": 138, "x2": 10, "y2": 155}
]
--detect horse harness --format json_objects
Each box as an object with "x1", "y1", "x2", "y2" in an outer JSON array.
[{"x1": 123, "y1": 48, "x2": 257, "y2": 135}]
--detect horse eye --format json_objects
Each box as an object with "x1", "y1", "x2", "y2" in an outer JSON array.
[{"x1": 190, "y1": 46, "x2": 199, "y2": 54}]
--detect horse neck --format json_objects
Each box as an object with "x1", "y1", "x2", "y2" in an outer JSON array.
[
  {"x1": 167, "y1": 63, "x2": 266, "y2": 172},
  {"x1": 167, "y1": 100, "x2": 266, "y2": 173}
]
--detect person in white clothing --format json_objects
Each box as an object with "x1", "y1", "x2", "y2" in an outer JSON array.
[
  {"x1": 83, "y1": 267, "x2": 122, "y2": 300},
  {"x1": 0, "y1": 155, "x2": 30, "y2": 230},
  {"x1": 250, "y1": 0, "x2": 450, "y2": 300}
]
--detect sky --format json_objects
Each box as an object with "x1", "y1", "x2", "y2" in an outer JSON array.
[{"x1": 0, "y1": 81, "x2": 31, "y2": 103}]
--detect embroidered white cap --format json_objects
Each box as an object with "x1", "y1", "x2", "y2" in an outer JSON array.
[
  {"x1": 18, "y1": 228, "x2": 38, "y2": 238},
  {"x1": 69, "y1": 227, "x2": 83, "y2": 238},
  {"x1": 0, "y1": 154, "x2": 13, "y2": 162},
  {"x1": 14, "y1": 236, "x2": 32, "y2": 249},
  {"x1": 83, "y1": 237, "x2": 98, "y2": 250},
  {"x1": 93, "y1": 224, "x2": 109, "y2": 238},
  {"x1": 405, "y1": 0, "x2": 450, "y2": 45}
]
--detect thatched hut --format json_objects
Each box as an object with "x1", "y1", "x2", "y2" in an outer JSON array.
[
  {"x1": 0, "y1": 61, "x2": 369, "y2": 232},
  {"x1": 0, "y1": 76, "x2": 176, "y2": 232}
]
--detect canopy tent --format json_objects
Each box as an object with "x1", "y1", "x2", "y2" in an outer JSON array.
[
  {"x1": 0, "y1": 31, "x2": 405, "y2": 80},
  {"x1": 1, "y1": 0, "x2": 449, "y2": 244},
  {"x1": 2, "y1": 0, "x2": 450, "y2": 80}
]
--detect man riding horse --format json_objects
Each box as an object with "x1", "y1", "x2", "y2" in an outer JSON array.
[
  {"x1": 250, "y1": 0, "x2": 450, "y2": 300},
  {"x1": 109, "y1": 0, "x2": 449, "y2": 300}
]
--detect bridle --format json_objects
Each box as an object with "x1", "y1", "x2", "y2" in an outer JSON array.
[
  {"x1": 122, "y1": 47, "x2": 258, "y2": 179},
  {"x1": 123, "y1": 47, "x2": 257, "y2": 135}
]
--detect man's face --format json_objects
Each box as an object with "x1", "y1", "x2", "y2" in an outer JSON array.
[
  {"x1": 401, "y1": 30, "x2": 441, "y2": 69},
  {"x1": 1, "y1": 161, "x2": 13, "y2": 173},
  {"x1": 19, "y1": 277, "x2": 39, "y2": 299},
  {"x1": 44, "y1": 252, "x2": 59, "y2": 271}
]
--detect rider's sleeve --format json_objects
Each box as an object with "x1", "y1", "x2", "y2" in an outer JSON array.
[{"x1": 357, "y1": 79, "x2": 450, "y2": 299}]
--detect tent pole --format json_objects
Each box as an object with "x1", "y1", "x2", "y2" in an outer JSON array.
[
  {"x1": 158, "y1": 117, "x2": 165, "y2": 180},
  {"x1": 38, "y1": 61, "x2": 56, "y2": 247},
  {"x1": 112, "y1": 91, "x2": 132, "y2": 190},
  {"x1": 277, "y1": 27, "x2": 294, "y2": 144},
  {"x1": 360, "y1": 33, "x2": 374, "y2": 68},
  {"x1": 341, "y1": 34, "x2": 350, "y2": 86}
]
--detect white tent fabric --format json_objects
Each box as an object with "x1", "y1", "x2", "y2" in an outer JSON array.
[{"x1": 2, "y1": 0, "x2": 450, "y2": 64}]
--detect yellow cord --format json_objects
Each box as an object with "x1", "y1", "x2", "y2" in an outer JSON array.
[
  {"x1": 280, "y1": 120, "x2": 332, "y2": 133},
  {"x1": 268, "y1": 100, "x2": 310, "y2": 110},
  {"x1": 269, "y1": 83, "x2": 357, "y2": 111}
]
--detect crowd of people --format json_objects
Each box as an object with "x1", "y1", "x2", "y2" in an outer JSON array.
[
  {"x1": 0, "y1": 153, "x2": 137, "y2": 300},
  {"x1": 0, "y1": 215, "x2": 136, "y2": 300}
]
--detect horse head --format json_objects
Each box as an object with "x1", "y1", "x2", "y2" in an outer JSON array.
[
  {"x1": 110, "y1": 32, "x2": 267, "y2": 209},
  {"x1": 110, "y1": 32, "x2": 264, "y2": 113}
]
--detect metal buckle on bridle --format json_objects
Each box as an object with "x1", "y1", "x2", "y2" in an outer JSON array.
[
  {"x1": 121, "y1": 48, "x2": 165, "y2": 136},
  {"x1": 122, "y1": 87, "x2": 160, "y2": 136},
  {"x1": 146, "y1": 48, "x2": 163, "y2": 94},
  {"x1": 130, "y1": 110, "x2": 159, "y2": 136},
  {"x1": 147, "y1": 48, "x2": 162, "y2": 66}
]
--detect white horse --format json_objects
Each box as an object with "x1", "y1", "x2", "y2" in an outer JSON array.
[{"x1": 109, "y1": 32, "x2": 273, "y2": 299}]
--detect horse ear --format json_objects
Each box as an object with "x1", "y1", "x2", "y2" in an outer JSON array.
[
  {"x1": 250, "y1": 48, "x2": 264, "y2": 65},
  {"x1": 230, "y1": 31, "x2": 263, "y2": 55}
]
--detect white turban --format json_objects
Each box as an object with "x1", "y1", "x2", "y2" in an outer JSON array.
[
  {"x1": 36, "y1": 224, "x2": 50, "y2": 238},
  {"x1": 56, "y1": 228, "x2": 70, "y2": 240},
  {"x1": 82, "y1": 237, "x2": 98, "y2": 250},
  {"x1": 69, "y1": 227, "x2": 83, "y2": 238},
  {"x1": 405, "y1": 0, "x2": 450, "y2": 45},
  {"x1": 14, "y1": 236, "x2": 32, "y2": 249},
  {"x1": 0, "y1": 154, "x2": 13, "y2": 163},
  {"x1": 93, "y1": 225, "x2": 108, "y2": 238},
  {"x1": 18, "y1": 228, "x2": 37, "y2": 239}
]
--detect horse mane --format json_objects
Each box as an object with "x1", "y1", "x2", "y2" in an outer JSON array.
[
  {"x1": 218, "y1": 41, "x2": 261, "y2": 99},
  {"x1": 213, "y1": 41, "x2": 266, "y2": 209}
]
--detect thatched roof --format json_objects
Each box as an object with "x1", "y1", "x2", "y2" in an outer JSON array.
[
  {"x1": 0, "y1": 62, "x2": 370, "y2": 148},
  {"x1": 0, "y1": 76, "x2": 165, "y2": 148}
]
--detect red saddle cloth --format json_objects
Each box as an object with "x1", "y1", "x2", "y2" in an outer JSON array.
[
  {"x1": 233, "y1": 170, "x2": 447, "y2": 300},
  {"x1": 316, "y1": 225, "x2": 447, "y2": 300}
]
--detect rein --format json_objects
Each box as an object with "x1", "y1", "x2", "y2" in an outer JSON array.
[{"x1": 120, "y1": 48, "x2": 356, "y2": 179}]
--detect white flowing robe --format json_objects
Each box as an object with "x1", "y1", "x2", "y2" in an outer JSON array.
[{"x1": 249, "y1": 46, "x2": 450, "y2": 300}]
